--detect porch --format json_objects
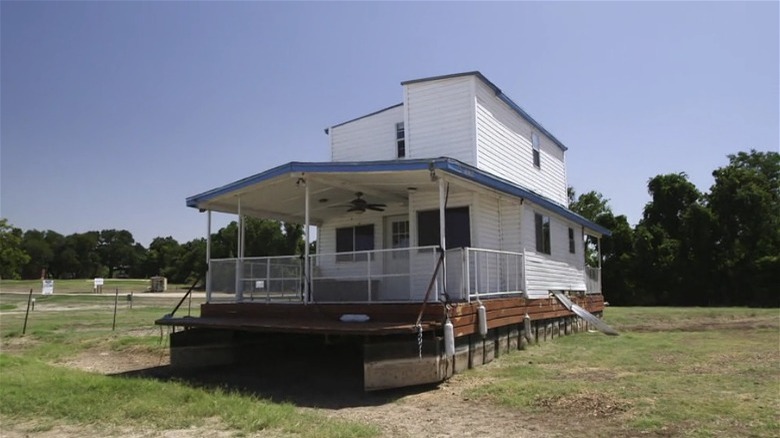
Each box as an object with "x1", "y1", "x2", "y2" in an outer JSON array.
[{"x1": 204, "y1": 245, "x2": 602, "y2": 304}]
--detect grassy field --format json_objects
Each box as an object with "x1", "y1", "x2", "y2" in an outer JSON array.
[
  {"x1": 1, "y1": 278, "x2": 191, "y2": 294},
  {"x1": 466, "y1": 307, "x2": 779, "y2": 437},
  {"x1": 0, "y1": 291, "x2": 777, "y2": 437},
  {"x1": 0, "y1": 291, "x2": 376, "y2": 437}
]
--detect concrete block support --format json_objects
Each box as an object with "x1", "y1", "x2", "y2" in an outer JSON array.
[
  {"x1": 508, "y1": 325, "x2": 519, "y2": 350},
  {"x1": 170, "y1": 328, "x2": 237, "y2": 369},
  {"x1": 469, "y1": 336, "x2": 484, "y2": 368}
]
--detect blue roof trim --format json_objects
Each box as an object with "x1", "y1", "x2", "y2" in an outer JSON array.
[
  {"x1": 186, "y1": 158, "x2": 610, "y2": 236},
  {"x1": 185, "y1": 159, "x2": 438, "y2": 208},
  {"x1": 330, "y1": 102, "x2": 403, "y2": 129},
  {"x1": 435, "y1": 159, "x2": 609, "y2": 235},
  {"x1": 402, "y1": 71, "x2": 568, "y2": 152}
]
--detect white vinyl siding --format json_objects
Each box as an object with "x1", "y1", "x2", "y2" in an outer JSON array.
[
  {"x1": 521, "y1": 202, "x2": 586, "y2": 298},
  {"x1": 316, "y1": 216, "x2": 383, "y2": 278},
  {"x1": 404, "y1": 76, "x2": 476, "y2": 163},
  {"x1": 474, "y1": 80, "x2": 568, "y2": 205},
  {"x1": 472, "y1": 192, "x2": 500, "y2": 251},
  {"x1": 498, "y1": 197, "x2": 522, "y2": 253},
  {"x1": 331, "y1": 105, "x2": 404, "y2": 161}
]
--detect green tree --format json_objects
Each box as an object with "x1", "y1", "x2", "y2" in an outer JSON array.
[
  {"x1": 211, "y1": 218, "x2": 304, "y2": 258},
  {"x1": 143, "y1": 236, "x2": 182, "y2": 279},
  {"x1": 98, "y1": 229, "x2": 138, "y2": 278},
  {"x1": 633, "y1": 173, "x2": 704, "y2": 305},
  {"x1": 69, "y1": 232, "x2": 103, "y2": 278},
  {"x1": 176, "y1": 238, "x2": 207, "y2": 284},
  {"x1": 21, "y1": 229, "x2": 56, "y2": 279},
  {"x1": 708, "y1": 150, "x2": 780, "y2": 306},
  {"x1": 0, "y1": 219, "x2": 30, "y2": 279},
  {"x1": 569, "y1": 189, "x2": 636, "y2": 305}
]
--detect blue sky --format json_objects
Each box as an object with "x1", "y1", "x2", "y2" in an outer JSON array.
[{"x1": 2, "y1": 1, "x2": 778, "y2": 246}]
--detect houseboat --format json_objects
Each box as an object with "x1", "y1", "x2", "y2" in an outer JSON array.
[{"x1": 157, "y1": 72, "x2": 610, "y2": 390}]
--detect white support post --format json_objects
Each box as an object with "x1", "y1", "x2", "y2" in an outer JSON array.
[
  {"x1": 408, "y1": 188, "x2": 415, "y2": 301},
  {"x1": 522, "y1": 248, "x2": 528, "y2": 297},
  {"x1": 236, "y1": 197, "x2": 243, "y2": 302},
  {"x1": 206, "y1": 210, "x2": 212, "y2": 302},
  {"x1": 597, "y1": 236, "x2": 602, "y2": 293},
  {"x1": 303, "y1": 180, "x2": 310, "y2": 304},
  {"x1": 367, "y1": 254, "x2": 372, "y2": 303},
  {"x1": 464, "y1": 248, "x2": 470, "y2": 302},
  {"x1": 438, "y1": 178, "x2": 447, "y2": 302}
]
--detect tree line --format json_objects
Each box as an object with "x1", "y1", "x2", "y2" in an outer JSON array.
[
  {"x1": 569, "y1": 150, "x2": 778, "y2": 307},
  {"x1": 0, "y1": 218, "x2": 303, "y2": 285},
  {"x1": 1, "y1": 150, "x2": 777, "y2": 306}
]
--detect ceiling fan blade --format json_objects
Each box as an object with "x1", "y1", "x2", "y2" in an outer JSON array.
[{"x1": 367, "y1": 205, "x2": 385, "y2": 212}]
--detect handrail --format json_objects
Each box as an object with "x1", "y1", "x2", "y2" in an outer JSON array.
[
  {"x1": 163, "y1": 275, "x2": 202, "y2": 319},
  {"x1": 415, "y1": 248, "x2": 445, "y2": 327}
]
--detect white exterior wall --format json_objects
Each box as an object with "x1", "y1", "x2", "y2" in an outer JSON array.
[
  {"x1": 521, "y1": 203, "x2": 587, "y2": 298},
  {"x1": 404, "y1": 76, "x2": 476, "y2": 163},
  {"x1": 330, "y1": 105, "x2": 404, "y2": 162},
  {"x1": 315, "y1": 215, "x2": 384, "y2": 279},
  {"x1": 320, "y1": 73, "x2": 591, "y2": 300},
  {"x1": 474, "y1": 80, "x2": 568, "y2": 205},
  {"x1": 312, "y1": 190, "x2": 587, "y2": 300},
  {"x1": 498, "y1": 197, "x2": 522, "y2": 253}
]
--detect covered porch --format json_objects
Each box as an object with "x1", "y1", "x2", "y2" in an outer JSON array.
[{"x1": 189, "y1": 158, "x2": 606, "y2": 305}]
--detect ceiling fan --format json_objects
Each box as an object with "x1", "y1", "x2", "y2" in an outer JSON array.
[{"x1": 346, "y1": 192, "x2": 386, "y2": 213}]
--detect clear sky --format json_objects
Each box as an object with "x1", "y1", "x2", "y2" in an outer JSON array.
[{"x1": 2, "y1": 1, "x2": 778, "y2": 246}]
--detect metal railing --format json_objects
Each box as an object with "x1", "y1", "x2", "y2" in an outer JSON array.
[
  {"x1": 208, "y1": 256, "x2": 303, "y2": 302},
  {"x1": 445, "y1": 248, "x2": 525, "y2": 301},
  {"x1": 208, "y1": 246, "x2": 533, "y2": 304},
  {"x1": 309, "y1": 246, "x2": 442, "y2": 303},
  {"x1": 585, "y1": 266, "x2": 601, "y2": 294}
]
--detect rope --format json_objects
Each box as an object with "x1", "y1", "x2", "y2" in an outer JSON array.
[
  {"x1": 413, "y1": 249, "x2": 447, "y2": 359},
  {"x1": 414, "y1": 249, "x2": 445, "y2": 328}
]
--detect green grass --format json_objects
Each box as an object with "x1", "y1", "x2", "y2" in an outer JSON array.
[
  {"x1": 466, "y1": 307, "x2": 780, "y2": 437},
  {"x1": 0, "y1": 355, "x2": 374, "y2": 437},
  {"x1": 0, "y1": 293, "x2": 199, "y2": 360},
  {"x1": 0, "y1": 292, "x2": 377, "y2": 437},
  {"x1": 0, "y1": 278, "x2": 190, "y2": 294}
]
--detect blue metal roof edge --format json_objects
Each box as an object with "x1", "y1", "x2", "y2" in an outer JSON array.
[
  {"x1": 186, "y1": 157, "x2": 610, "y2": 236},
  {"x1": 401, "y1": 71, "x2": 568, "y2": 152},
  {"x1": 435, "y1": 158, "x2": 610, "y2": 236},
  {"x1": 185, "y1": 159, "x2": 438, "y2": 208}
]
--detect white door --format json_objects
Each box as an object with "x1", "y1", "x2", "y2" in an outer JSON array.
[{"x1": 382, "y1": 215, "x2": 410, "y2": 300}]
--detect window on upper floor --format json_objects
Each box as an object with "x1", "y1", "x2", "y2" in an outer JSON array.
[
  {"x1": 336, "y1": 225, "x2": 374, "y2": 262},
  {"x1": 396, "y1": 122, "x2": 405, "y2": 158},
  {"x1": 568, "y1": 227, "x2": 576, "y2": 254},
  {"x1": 535, "y1": 213, "x2": 551, "y2": 255},
  {"x1": 532, "y1": 132, "x2": 541, "y2": 168}
]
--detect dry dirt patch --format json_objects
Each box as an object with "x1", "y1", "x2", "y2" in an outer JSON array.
[{"x1": 58, "y1": 346, "x2": 169, "y2": 374}]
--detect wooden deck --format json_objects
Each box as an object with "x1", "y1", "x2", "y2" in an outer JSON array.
[{"x1": 156, "y1": 294, "x2": 605, "y2": 337}]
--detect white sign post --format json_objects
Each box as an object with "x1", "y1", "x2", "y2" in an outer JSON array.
[
  {"x1": 94, "y1": 278, "x2": 104, "y2": 294},
  {"x1": 42, "y1": 279, "x2": 54, "y2": 295}
]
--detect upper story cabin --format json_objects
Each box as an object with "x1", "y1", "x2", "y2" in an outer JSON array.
[{"x1": 328, "y1": 72, "x2": 568, "y2": 206}]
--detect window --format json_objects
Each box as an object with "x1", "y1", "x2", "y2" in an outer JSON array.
[
  {"x1": 532, "y1": 132, "x2": 541, "y2": 168},
  {"x1": 535, "y1": 213, "x2": 551, "y2": 255},
  {"x1": 568, "y1": 227, "x2": 576, "y2": 254},
  {"x1": 396, "y1": 122, "x2": 405, "y2": 158},
  {"x1": 336, "y1": 225, "x2": 374, "y2": 261},
  {"x1": 417, "y1": 207, "x2": 471, "y2": 249},
  {"x1": 391, "y1": 220, "x2": 410, "y2": 259}
]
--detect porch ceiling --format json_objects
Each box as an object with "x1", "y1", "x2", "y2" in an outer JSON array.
[
  {"x1": 186, "y1": 158, "x2": 612, "y2": 236},
  {"x1": 192, "y1": 168, "x2": 437, "y2": 225}
]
